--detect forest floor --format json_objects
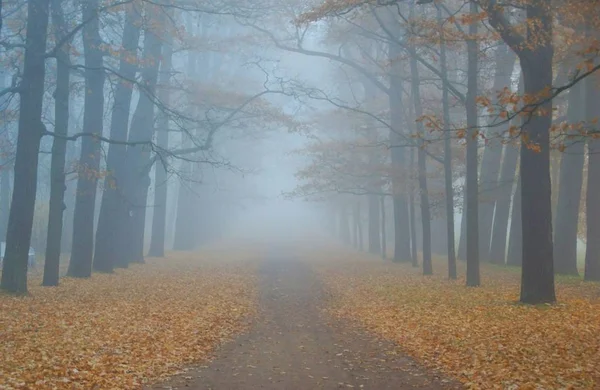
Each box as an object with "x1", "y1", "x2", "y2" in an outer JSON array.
[
  {"x1": 0, "y1": 245, "x2": 259, "y2": 389},
  {"x1": 149, "y1": 246, "x2": 457, "y2": 390},
  {"x1": 311, "y1": 246, "x2": 600, "y2": 389},
  {"x1": 3, "y1": 242, "x2": 600, "y2": 389}
]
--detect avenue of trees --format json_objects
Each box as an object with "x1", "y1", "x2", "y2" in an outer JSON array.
[
  {"x1": 1, "y1": 0, "x2": 600, "y2": 306},
  {"x1": 284, "y1": 0, "x2": 600, "y2": 304},
  {"x1": 0, "y1": 0, "x2": 292, "y2": 293}
]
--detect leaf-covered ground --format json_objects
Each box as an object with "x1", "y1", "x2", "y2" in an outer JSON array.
[
  {"x1": 0, "y1": 246, "x2": 258, "y2": 389},
  {"x1": 312, "y1": 246, "x2": 600, "y2": 389}
]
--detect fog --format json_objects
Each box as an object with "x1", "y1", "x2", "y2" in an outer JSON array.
[{"x1": 0, "y1": 0, "x2": 595, "y2": 300}]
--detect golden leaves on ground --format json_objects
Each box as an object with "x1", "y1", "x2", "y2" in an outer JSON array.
[
  {"x1": 313, "y1": 248, "x2": 600, "y2": 389},
  {"x1": 0, "y1": 250, "x2": 258, "y2": 389}
]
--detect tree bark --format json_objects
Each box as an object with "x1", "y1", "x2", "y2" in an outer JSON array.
[
  {"x1": 584, "y1": 72, "x2": 600, "y2": 280},
  {"x1": 148, "y1": 31, "x2": 173, "y2": 258},
  {"x1": 554, "y1": 81, "x2": 585, "y2": 275},
  {"x1": 389, "y1": 39, "x2": 411, "y2": 263},
  {"x1": 353, "y1": 200, "x2": 359, "y2": 249},
  {"x1": 380, "y1": 196, "x2": 386, "y2": 259},
  {"x1": 172, "y1": 17, "x2": 199, "y2": 251},
  {"x1": 408, "y1": 47, "x2": 432, "y2": 275},
  {"x1": 339, "y1": 204, "x2": 351, "y2": 245},
  {"x1": 172, "y1": 167, "x2": 197, "y2": 251},
  {"x1": 438, "y1": 4, "x2": 456, "y2": 278},
  {"x1": 368, "y1": 194, "x2": 381, "y2": 254},
  {"x1": 0, "y1": 0, "x2": 50, "y2": 294},
  {"x1": 489, "y1": 143, "x2": 519, "y2": 265},
  {"x1": 118, "y1": 10, "x2": 163, "y2": 265},
  {"x1": 93, "y1": 5, "x2": 141, "y2": 272},
  {"x1": 67, "y1": 0, "x2": 105, "y2": 278},
  {"x1": 507, "y1": 169, "x2": 523, "y2": 266},
  {"x1": 43, "y1": 0, "x2": 70, "y2": 286},
  {"x1": 458, "y1": 194, "x2": 466, "y2": 261},
  {"x1": 518, "y1": 4, "x2": 556, "y2": 303},
  {"x1": 465, "y1": 0, "x2": 480, "y2": 287},
  {"x1": 0, "y1": 162, "x2": 9, "y2": 241},
  {"x1": 0, "y1": 73, "x2": 9, "y2": 242},
  {"x1": 490, "y1": 77, "x2": 524, "y2": 265},
  {"x1": 409, "y1": 147, "x2": 418, "y2": 267},
  {"x1": 478, "y1": 45, "x2": 517, "y2": 260},
  {"x1": 357, "y1": 201, "x2": 363, "y2": 251}
]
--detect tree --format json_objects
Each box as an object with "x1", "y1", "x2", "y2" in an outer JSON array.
[
  {"x1": 93, "y1": 4, "x2": 142, "y2": 272},
  {"x1": 43, "y1": 0, "x2": 71, "y2": 286},
  {"x1": 478, "y1": 44, "x2": 516, "y2": 261},
  {"x1": 387, "y1": 15, "x2": 412, "y2": 263},
  {"x1": 553, "y1": 82, "x2": 585, "y2": 275},
  {"x1": 484, "y1": 0, "x2": 556, "y2": 303},
  {"x1": 488, "y1": 138, "x2": 519, "y2": 265},
  {"x1": 148, "y1": 21, "x2": 174, "y2": 258},
  {"x1": 68, "y1": 0, "x2": 106, "y2": 278},
  {"x1": 118, "y1": 5, "x2": 164, "y2": 265},
  {"x1": 437, "y1": 3, "x2": 456, "y2": 279},
  {"x1": 408, "y1": 42, "x2": 432, "y2": 276},
  {"x1": 465, "y1": 0, "x2": 480, "y2": 287},
  {"x1": 584, "y1": 73, "x2": 600, "y2": 280},
  {"x1": 0, "y1": 0, "x2": 51, "y2": 293}
]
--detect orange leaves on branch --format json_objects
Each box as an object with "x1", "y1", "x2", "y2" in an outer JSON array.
[
  {"x1": 475, "y1": 95, "x2": 492, "y2": 108},
  {"x1": 455, "y1": 11, "x2": 488, "y2": 26}
]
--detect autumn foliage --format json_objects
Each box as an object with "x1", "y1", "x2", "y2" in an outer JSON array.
[
  {"x1": 0, "y1": 249, "x2": 258, "y2": 389},
  {"x1": 313, "y1": 247, "x2": 600, "y2": 389}
]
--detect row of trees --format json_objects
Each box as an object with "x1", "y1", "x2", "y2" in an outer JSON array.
[
  {"x1": 2, "y1": 0, "x2": 599, "y2": 306},
  {"x1": 0, "y1": 0, "x2": 292, "y2": 294},
  {"x1": 285, "y1": 0, "x2": 600, "y2": 304}
]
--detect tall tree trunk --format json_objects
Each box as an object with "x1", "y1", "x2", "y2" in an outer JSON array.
[
  {"x1": 389, "y1": 39, "x2": 411, "y2": 263},
  {"x1": 61, "y1": 159, "x2": 75, "y2": 253},
  {"x1": 0, "y1": 0, "x2": 50, "y2": 294},
  {"x1": 43, "y1": 0, "x2": 70, "y2": 286},
  {"x1": 352, "y1": 200, "x2": 359, "y2": 249},
  {"x1": 172, "y1": 169, "x2": 196, "y2": 250},
  {"x1": 409, "y1": 147, "x2": 418, "y2": 267},
  {"x1": 93, "y1": 5, "x2": 141, "y2": 271},
  {"x1": 119, "y1": 10, "x2": 163, "y2": 265},
  {"x1": 584, "y1": 74, "x2": 600, "y2": 280},
  {"x1": 339, "y1": 204, "x2": 351, "y2": 245},
  {"x1": 489, "y1": 142, "x2": 519, "y2": 264},
  {"x1": 67, "y1": 0, "x2": 105, "y2": 278},
  {"x1": 518, "y1": 2, "x2": 555, "y2": 303},
  {"x1": 408, "y1": 47, "x2": 432, "y2": 275},
  {"x1": 368, "y1": 194, "x2": 381, "y2": 254},
  {"x1": 478, "y1": 45, "x2": 517, "y2": 260},
  {"x1": 380, "y1": 195, "x2": 386, "y2": 259},
  {"x1": 554, "y1": 81, "x2": 585, "y2": 275},
  {"x1": 465, "y1": 1, "x2": 480, "y2": 287},
  {"x1": 357, "y1": 202, "x2": 364, "y2": 251},
  {"x1": 172, "y1": 19, "x2": 199, "y2": 251},
  {"x1": 507, "y1": 170, "x2": 522, "y2": 266},
  {"x1": 490, "y1": 77, "x2": 524, "y2": 265},
  {"x1": 0, "y1": 164, "x2": 9, "y2": 241},
  {"x1": 458, "y1": 194, "x2": 466, "y2": 261},
  {"x1": 438, "y1": 4, "x2": 456, "y2": 278},
  {"x1": 550, "y1": 151, "x2": 561, "y2": 229},
  {"x1": 148, "y1": 31, "x2": 173, "y2": 258},
  {"x1": 0, "y1": 72, "x2": 9, "y2": 241},
  {"x1": 430, "y1": 215, "x2": 448, "y2": 256}
]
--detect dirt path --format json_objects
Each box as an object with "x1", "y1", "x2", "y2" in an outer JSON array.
[{"x1": 149, "y1": 254, "x2": 460, "y2": 390}]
